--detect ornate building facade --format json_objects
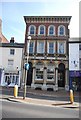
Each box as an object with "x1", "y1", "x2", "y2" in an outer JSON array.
[{"x1": 23, "y1": 16, "x2": 71, "y2": 91}]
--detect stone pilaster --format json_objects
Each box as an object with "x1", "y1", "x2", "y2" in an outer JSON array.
[
  {"x1": 31, "y1": 66, "x2": 36, "y2": 89},
  {"x1": 42, "y1": 67, "x2": 47, "y2": 90}
]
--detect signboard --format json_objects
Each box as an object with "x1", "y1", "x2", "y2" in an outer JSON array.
[
  {"x1": 69, "y1": 71, "x2": 81, "y2": 77},
  {"x1": 24, "y1": 63, "x2": 29, "y2": 70}
]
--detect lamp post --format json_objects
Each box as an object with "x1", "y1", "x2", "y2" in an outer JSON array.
[{"x1": 23, "y1": 35, "x2": 31, "y2": 99}]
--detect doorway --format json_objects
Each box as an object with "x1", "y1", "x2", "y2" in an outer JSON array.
[
  {"x1": 26, "y1": 62, "x2": 33, "y2": 86},
  {"x1": 58, "y1": 63, "x2": 65, "y2": 87}
]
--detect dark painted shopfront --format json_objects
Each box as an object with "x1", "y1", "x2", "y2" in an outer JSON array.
[{"x1": 69, "y1": 71, "x2": 81, "y2": 91}]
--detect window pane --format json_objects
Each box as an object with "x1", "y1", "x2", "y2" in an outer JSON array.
[
  {"x1": 47, "y1": 64, "x2": 54, "y2": 80},
  {"x1": 38, "y1": 42, "x2": 44, "y2": 53},
  {"x1": 10, "y1": 49, "x2": 15, "y2": 55},
  {"x1": 40, "y1": 26, "x2": 44, "y2": 35},
  {"x1": 59, "y1": 43, "x2": 64, "y2": 54},
  {"x1": 30, "y1": 26, "x2": 35, "y2": 34},
  {"x1": 49, "y1": 26, "x2": 54, "y2": 35},
  {"x1": 29, "y1": 42, "x2": 34, "y2": 53},
  {"x1": 59, "y1": 26, "x2": 64, "y2": 35},
  {"x1": 80, "y1": 58, "x2": 81, "y2": 69},
  {"x1": 48, "y1": 42, "x2": 54, "y2": 54}
]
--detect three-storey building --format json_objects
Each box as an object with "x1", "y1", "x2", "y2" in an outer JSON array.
[{"x1": 23, "y1": 16, "x2": 71, "y2": 91}]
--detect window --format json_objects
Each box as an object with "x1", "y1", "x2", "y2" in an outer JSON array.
[
  {"x1": 48, "y1": 42, "x2": 55, "y2": 54},
  {"x1": 39, "y1": 25, "x2": 45, "y2": 35},
  {"x1": 48, "y1": 25, "x2": 55, "y2": 35},
  {"x1": 80, "y1": 58, "x2": 81, "y2": 69},
  {"x1": 29, "y1": 25, "x2": 36, "y2": 35},
  {"x1": 10, "y1": 49, "x2": 15, "y2": 55},
  {"x1": 37, "y1": 41, "x2": 44, "y2": 53},
  {"x1": 29, "y1": 42, "x2": 34, "y2": 53},
  {"x1": 79, "y1": 45, "x2": 81, "y2": 50},
  {"x1": 58, "y1": 42, "x2": 65, "y2": 54},
  {"x1": 8, "y1": 59, "x2": 14, "y2": 66},
  {"x1": 58, "y1": 25, "x2": 65, "y2": 36},
  {"x1": 47, "y1": 63, "x2": 55, "y2": 81},
  {"x1": 35, "y1": 62, "x2": 44, "y2": 80}
]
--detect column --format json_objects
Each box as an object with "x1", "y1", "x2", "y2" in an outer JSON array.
[
  {"x1": 65, "y1": 68, "x2": 69, "y2": 91},
  {"x1": 42, "y1": 67, "x2": 47, "y2": 90},
  {"x1": 31, "y1": 67, "x2": 36, "y2": 89},
  {"x1": 54, "y1": 68, "x2": 58, "y2": 91}
]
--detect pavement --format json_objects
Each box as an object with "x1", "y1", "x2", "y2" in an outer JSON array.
[{"x1": 1, "y1": 87, "x2": 79, "y2": 109}]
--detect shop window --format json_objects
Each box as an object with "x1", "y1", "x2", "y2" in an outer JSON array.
[
  {"x1": 47, "y1": 64, "x2": 55, "y2": 81},
  {"x1": 35, "y1": 62, "x2": 44, "y2": 80}
]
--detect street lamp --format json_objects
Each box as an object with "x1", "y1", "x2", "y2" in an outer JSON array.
[{"x1": 23, "y1": 35, "x2": 31, "y2": 99}]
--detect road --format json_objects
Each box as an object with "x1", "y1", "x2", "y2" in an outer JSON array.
[
  {"x1": 1, "y1": 99, "x2": 79, "y2": 118},
  {"x1": 1, "y1": 87, "x2": 80, "y2": 102}
]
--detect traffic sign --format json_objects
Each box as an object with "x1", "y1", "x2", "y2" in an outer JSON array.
[{"x1": 24, "y1": 63, "x2": 29, "y2": 70}]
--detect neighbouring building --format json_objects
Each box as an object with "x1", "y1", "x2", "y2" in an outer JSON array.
[
  {"x1": 23, "y1": 16, "x2": 72, "y2": 91},
  {"x1": 0, "y1": 37, "x2": 24, "y2": 87},
  {"x1": 69, "y1": 38, "x2": 81, "y2": 91},
  {"x1": 0, "y1": 18, "x2": 9, "y2": 43}
]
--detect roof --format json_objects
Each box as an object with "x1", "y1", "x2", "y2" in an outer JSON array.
[
  {"x1": 0, "y1": 33, "x2": 9, "y2": 43},
  {"x1": 0, "y1": 42, "x2": 24, "y2": 48},
  {"x1": 24, "y1": 16, "x2": 72, "y2": 24}
]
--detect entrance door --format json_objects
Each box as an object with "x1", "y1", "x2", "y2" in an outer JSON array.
[
  {"x1": 58, "y1": 63, "x2": 65, "y2": 87},
  {"x1": 27, "y1": 62, "x2": 33, "y2": 86}
]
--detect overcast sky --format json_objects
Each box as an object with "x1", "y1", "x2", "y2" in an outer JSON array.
[{"x1": 0, "y1": 0, "x2": 80, "y2": 43}]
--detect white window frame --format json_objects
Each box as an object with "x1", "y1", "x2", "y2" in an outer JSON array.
[
  {"x1": 37, "y1": 41, "x2": 45, "y2": 53},
  {"x1": 48, "y1": 25, "x2": 55, "y2": 36},
  {"x1": 58, "y1": 42, "x2": 66, "y2": 54},
  {"x1": 35, "y1": 62, "x2": 44, "y2": 80},
  {"x1": 47, "y1": 64, "x2": 55, "y2": 81},
  {"x1": 29, "y1": 41, "x2": 34, "y2": 53},
  {"x1": 10, "y1": 49, "x2": 15, "y2": 55},
  {"x1": 47, "y1": 41, "x2": 55, "y2": 54},
  {"x1": 28, "y1": 25, "x2": 36, "y2": 35},
  {"x1": 38, "y1": 25, "x2": 46, "y2": 35},
  {"x1": 58, "y1": 25, "x2": 65, "y2": 36}
]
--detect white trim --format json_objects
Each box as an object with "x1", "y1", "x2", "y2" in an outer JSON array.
[
  {"x1": 28, "y1": 25, "x2": 36, "y2": 36},
  {"x1": 37, "y1": 41, "x2": 45, "y2": 53},
  {"x1": 48, "y1": 25, "x2": 55, "y2": 36},
  {"x1": 47, "y1": 41, "x2": 55, "y2": 54},
  {"x1": 57, "y1": 41, "x2": 66, "y2": 54},
  {"x1": 38, "y1": 25, "x2": 46, "y2": 35}
]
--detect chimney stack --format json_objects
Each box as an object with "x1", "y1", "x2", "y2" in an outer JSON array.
[{"x1": 10, "y1": 37, "x2": 15, "y2": 43}]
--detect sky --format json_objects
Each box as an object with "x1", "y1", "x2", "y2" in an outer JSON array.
[{"x1": 0, "y1": 0, "x2": 80, "y2": 43}]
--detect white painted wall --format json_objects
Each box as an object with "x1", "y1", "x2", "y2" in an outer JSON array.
[
  {"x1": 0, "y1": 47, "x2": 23, "y2": 72},
  {"x1": 69, "y1": 43, "x2": 79, "y2": 71}
]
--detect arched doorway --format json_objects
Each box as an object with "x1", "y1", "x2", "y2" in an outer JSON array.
[
  {"x1": 26, "y1": 62, "x2": 33, "y2": 86},
  {"x1": 58, "y1": 63, "x2": 65, "y2": 87}
]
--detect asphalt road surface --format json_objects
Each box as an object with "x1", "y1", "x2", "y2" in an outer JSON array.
[{"x1": 1, "y1": 99, "x2": 79, "y2": 118}]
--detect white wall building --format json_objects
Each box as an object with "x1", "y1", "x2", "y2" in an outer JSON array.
[
  {"x1": 0, "y1": 37, "x2": 24, "y2": 87},
  {"x1": 69, "y1": 38, "x2": 81, "y2": 90}
]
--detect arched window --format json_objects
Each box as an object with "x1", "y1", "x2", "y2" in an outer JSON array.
[
  {"x1": 58, "y1": 25, "x2": 65, "y2": 36},
  {"x1": 38, "y1": 25, "x2": 45, "y2": 35},
  {"x1": 29, "y1": 25, "x2": 36, "y2": 35},
  {"x1": 48, "y1": 25, "x2": 55, "y2": 35}
]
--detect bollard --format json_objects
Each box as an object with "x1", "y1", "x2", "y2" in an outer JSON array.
[
  {"x1": 14, "y1": 85, "x2": 18, "y2": 98},
  {"x1": 70, "y1": 89, "x2": 74, "y2": 104}
]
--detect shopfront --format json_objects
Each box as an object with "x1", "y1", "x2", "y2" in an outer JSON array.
[{"x1": 69, "y1": 71, "x2": 81, "y2": 91}]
